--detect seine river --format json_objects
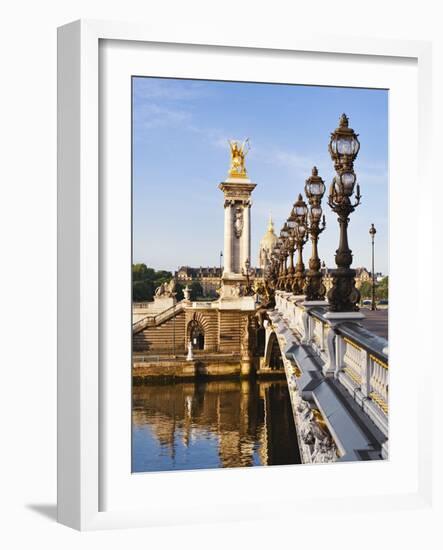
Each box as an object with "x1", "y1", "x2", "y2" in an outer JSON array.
[{"x1": 132, "y1": 378, "x2": 301, "y2": 472}]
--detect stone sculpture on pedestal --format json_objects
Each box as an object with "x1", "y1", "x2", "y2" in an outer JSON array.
[{"x1": 186, "y1": 340, "x2": 194, "y2": 361}]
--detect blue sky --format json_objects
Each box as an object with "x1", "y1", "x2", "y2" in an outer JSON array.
[{"x1": 133, "y1": 77, "x2": 388, "y2": 275}]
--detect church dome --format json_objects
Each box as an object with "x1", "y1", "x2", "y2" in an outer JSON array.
[
  {"x1": 260, "y1": 216, "x2": 278, "y2": 249},
  {"x1": 258, "y1": 216, "x2": 277, "y2": 270}
]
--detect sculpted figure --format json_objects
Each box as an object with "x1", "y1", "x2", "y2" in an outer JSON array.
[
  {"x1": 186, "y1": 340, "x2": 194, "y2": 361},
  {"x1": 167, "y1": 279, "x2": 176, "y2": 295},
  {"x1": 234, "y1": 207, "x2": 244, "y2": 238},
  {"x1": 154, "y1": 279, "x2": 176, "y2": 298},
  {"x1": 228, "y1": 139, "x2": 250, "y2": 178},
  {"x1": 154, "y1": 283, "x2": 165, "y2": 297}
]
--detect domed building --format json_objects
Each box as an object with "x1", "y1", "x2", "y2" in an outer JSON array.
[{"x1": 258, "y1": 216, "x2": 278, "y2": 272}]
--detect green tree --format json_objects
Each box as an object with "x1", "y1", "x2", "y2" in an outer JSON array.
[
  {"x1": 190, "y1": 281, "x2": 204, "y2": 301},
  {"x1": 132, "y1": 264, "x2": 173, "y2": 302},
  {"x1": 132, "y1": 263, "x2": 148, "y2": 281},
  {"x1": 132, "y1": 279, "x2": 155, "y2": 301},
  {"x1": 359, "y1": 281, "x2": 373, "y2": 300},
  {"x1": 155, "y1": 270, "x2": 173, "y2": 281},
  {"x1": 376, "y1": 276, "x2": 388, "y2": 300},
  {"x1": 175, "y1": 282, "x2": 184, "y2": 301}
]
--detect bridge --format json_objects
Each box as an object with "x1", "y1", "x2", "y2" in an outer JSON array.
[
  {"x1": 261, "y1": 291, "x2": 388, "y2": 464},
  {"x1": 132, "y1": 290, "x2": 389, "y2": 465},
  {"x1": 132, "y1": 114, "x2": 389, "y2": 466}
]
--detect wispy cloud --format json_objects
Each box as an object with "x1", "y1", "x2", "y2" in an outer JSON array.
[
  {"x1": 357, "y1": 160, "x2": 388, "y2": 186},
  {"x1": 133, "y1": 78, "x2": 212, "y2": 131},
  {"x1": 257, "y1": 146, "x2": 329, "y2": 182},
  {"x1": 135, "y1": 103, "x2": 192, "y2": 129},
  {"x1": 270, "y1": 150, "x2": 317, "y2": 171},
  {"x1": 260, "y1": 147, "x2": 387, "y2": 187},
  {"x1": 357, "y1": 170, "x2": 388, "y2": 187},
  {"x1": 133, "y1": 78, "x2": 209, "y2": 102},
  {"x1": 253, "y1": 200, "x2": 293, "y2": 223},
  {"x1": 213, "y1": 136, "x2": 230, "y2": 150}
]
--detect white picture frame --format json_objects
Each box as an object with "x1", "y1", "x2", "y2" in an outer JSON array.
[{"x1": 57, "y1": 19, "x2": 433, "y2": 531}]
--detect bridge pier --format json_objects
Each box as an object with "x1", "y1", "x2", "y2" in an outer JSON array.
[{"x1": 240, "y1": 358, "x2": 252, "y2": 377}]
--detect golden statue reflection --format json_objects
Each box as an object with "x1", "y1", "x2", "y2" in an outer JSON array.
[{"x1": 228, "y1": 138, "x2": 250, "y2": 178}]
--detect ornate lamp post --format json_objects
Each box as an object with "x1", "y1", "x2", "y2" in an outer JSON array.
[
  {"x1": 279, "y1": 228, "x2": 290, "y2": 291},
  {"x1": 287, "y1": 206, "x2": 298, "y2": 292},
  {"x1": 291, "y1": 194, "x2": 308, "y2": 295},
  {"x1": 287, "y1": 231, "x2": 296, "y2": 292},
  {"x1": 369, "y1": 223, "x2": 377, "y2": 310},
  {"x1": 281, "y1": 221, "x2": 292, "y2": 291},
  {"x1": 327, "y1": 114, "x2": 362, "y2": 312},
  {"x1": 269, "y1": 250, "x2": 280, "y2": 291},
  {"x1": 304, "y1": 166, "x2": 327, "y2": 301},
  {"x1": 242, "y1": 257, "x2": 254, "y2": 296},
  {"x1": 275, "y1": 237, "x2": 285, "y2": 289}
]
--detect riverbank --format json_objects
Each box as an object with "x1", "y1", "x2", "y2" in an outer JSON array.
[{"x1": 133, "y1": 353, "x2": 285, "y2": 383}]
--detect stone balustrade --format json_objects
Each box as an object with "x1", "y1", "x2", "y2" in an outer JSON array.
[
  {"x1": 133, "y1": 302, "x2": 186, "y2": 334},
  {"x1": 273, "y1": 291, "x2": 389, "y2": 437},
  {"x1": 133, "y1": 302, "x2": 150, "y2": 309},
  {"x1": 191, "y1": 301, "x2": 216, "y2": 309}
]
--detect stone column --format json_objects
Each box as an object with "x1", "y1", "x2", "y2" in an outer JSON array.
[
  {"x1": 241, "y1": 201, "x2": 251, "y2": 270},
  {"x1": 223, "y1": 201, "x2": 232, "y2": 275}
]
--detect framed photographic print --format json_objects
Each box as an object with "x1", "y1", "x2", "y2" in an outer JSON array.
[
  {"x1": 57, "y1": 20, "x2": 433, "y2": 530},
  {"x1": 131, "y1": 76, "x2": 388, "y2": 472}
]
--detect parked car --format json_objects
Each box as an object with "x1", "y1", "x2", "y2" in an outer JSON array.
[
  {"x1": 362, "y1": 299, "x2": 372, "y2": 308},
  {"x1": 377, "y1": 299, "x2": 388, "y2": 309}
]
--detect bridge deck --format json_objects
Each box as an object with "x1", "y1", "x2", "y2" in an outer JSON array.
[
  {"x1": 360, "y1": 309, "x2": 388, "y2": 339},
  {"x1": 268, "y1": 309, "x2": 388, "y2": 462}
]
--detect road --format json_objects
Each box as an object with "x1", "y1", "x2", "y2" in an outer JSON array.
[{"x1": 360, "y1": 308, "x2": 388, "y2": 340}]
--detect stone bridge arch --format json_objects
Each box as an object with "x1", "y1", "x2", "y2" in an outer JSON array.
[
  {"x1": 186, "y1": 311, "x2": 214, "y2": 351},
  {"x1": 263, "y1": 329, "x2": 284, "y2": 370}
]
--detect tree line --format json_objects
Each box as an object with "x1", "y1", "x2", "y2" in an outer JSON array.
[
  {"x1": 133, "y1": 263, "x2": 387, "y2": 304},
  {"x1": 359, "y1": 276, "x2": 388, "y2": 302},
  {"x1": 132, "y1": 264, "x2": 205, "y2": 302}
]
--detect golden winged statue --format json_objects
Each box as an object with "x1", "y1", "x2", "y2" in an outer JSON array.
[{"x1": 228, "y1": 139, "x2": 250, "y2": 178}]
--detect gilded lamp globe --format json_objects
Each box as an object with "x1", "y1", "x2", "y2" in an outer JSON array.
[
  {"x1": 304, "y1": 166, "x2": 326, "y2": 202},
  {"x1": 333, "y1": 171, "x2": 357, "y2": 198},
  {"x1": 287, "y1": 207, "x2": 297, "y2": 230},
  {"x1": 329, "y1": 113, "x2": 360, "y2": 168},
  {"x1": 310, "y1": 205, "x2": 323, "y2": 222},
  {"x1": 280, "y1": 222, "x2": 290, "y2": 239},
  {"x1": 294, "y1": 193, "x2": 308, "y2": 223},
  {"x1": 294, "y1": 221, "x2": 307, "y2": 240}
]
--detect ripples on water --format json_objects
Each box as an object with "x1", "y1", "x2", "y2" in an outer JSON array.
[{"x1": 132, "y1": 379, "x2": 301, "y2": 472}]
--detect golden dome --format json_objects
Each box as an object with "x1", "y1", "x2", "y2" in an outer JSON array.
[{"x1": 260, "y1": 215, "x2": 277, "y2": 250}]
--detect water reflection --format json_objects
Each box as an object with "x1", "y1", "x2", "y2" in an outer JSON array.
[{"x1": 132, "y1": 379, "x2": 301, "y2": 472}]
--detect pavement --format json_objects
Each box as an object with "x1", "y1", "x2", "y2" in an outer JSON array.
[{"x1": 360, "y1": 308, "x2": 388, "y2": 340}]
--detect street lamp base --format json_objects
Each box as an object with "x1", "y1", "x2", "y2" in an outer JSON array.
[{"x1": 326, "y1": 268, "x2": 361, "y2": 313}]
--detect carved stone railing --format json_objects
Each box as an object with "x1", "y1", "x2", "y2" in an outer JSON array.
[
  {"x1": 342, "y1": 337, "x2": 363, "y2": 386},
  {"x1": 276, "y1": 291, "x2": 305, "y2": 337},
  {"x1": 369, "y1": 355, "x2": 389, "y2": 414},
  {"x1": 335, "y1": 323, "x2": 388, "y2": 434},
  {"x1": 133, "y1": 302, "x2": 150, "y2": 309},
  {"x1": 273, "y1": 290, "x2": 389, "y2": 437},
  {"x1": 133, "y1": 302, "x2": 186, "y2": 334}
]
